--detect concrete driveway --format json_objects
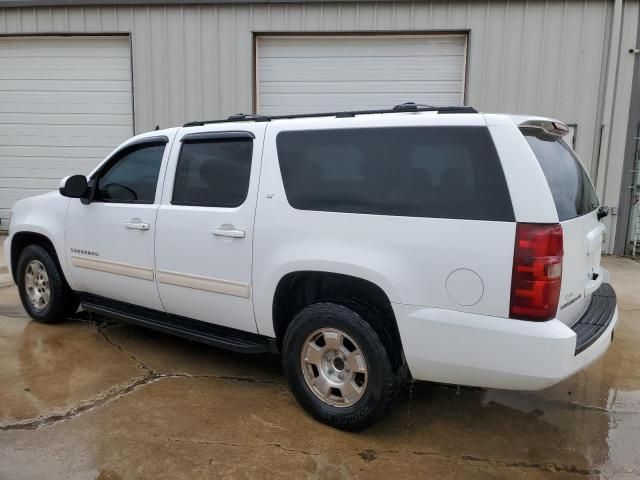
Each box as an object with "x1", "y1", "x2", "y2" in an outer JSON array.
[{"x1": 0, "y1": 253, "x2": 639, "y2": 480}]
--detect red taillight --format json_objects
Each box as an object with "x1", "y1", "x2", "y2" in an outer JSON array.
[{"x1": 509, "y1": 223, "x2": 563, "y2": 321}]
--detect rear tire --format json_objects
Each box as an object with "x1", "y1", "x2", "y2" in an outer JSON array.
[
  {"x1": 282, "y1": 302, "x2": 400, "y2": 431},
  {"x1": 17, "y1": 244, "x2": 78, "y2": 324}
]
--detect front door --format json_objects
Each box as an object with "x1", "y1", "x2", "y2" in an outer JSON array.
[
  {"x1": 154, "y1": 126, "x2": 266, "y2": 332},
  {"x1": 65, "y1": 135, "x2": 172, "y2": 311}
]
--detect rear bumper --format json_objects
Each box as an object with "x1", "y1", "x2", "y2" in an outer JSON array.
[
  {"x1": 393, "y1": 283, "x2": 618, "y2": 390},
  {"x1": 572, "y1": 283, "x2": 616, "y2": 354}
]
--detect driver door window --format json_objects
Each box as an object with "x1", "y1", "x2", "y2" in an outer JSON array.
[{"x1": 95, "y1": 144, "x2": 165, "y2": 203}]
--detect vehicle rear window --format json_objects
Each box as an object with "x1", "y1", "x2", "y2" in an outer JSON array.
[
  {"x1": 276, "y1": 126, "x2": 514, "y2": 221},
  {"x1": 522, "y1": 128, "x2": 599, "y2": 221}
]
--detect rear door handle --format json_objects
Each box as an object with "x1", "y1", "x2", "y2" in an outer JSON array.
[
  {"x1": 125, "y1": 221, "x2": 150, "y2": 230},
  {"x1": 212, "y1": 228, "x2": 245, "y2": 238}
]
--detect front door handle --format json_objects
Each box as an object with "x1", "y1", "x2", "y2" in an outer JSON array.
[
  {"x1": 212, "y1": 227, "x2": 245, "y2": 238},
  {"x1": 125, "y1": 221, "x2": 150, "y2": 230}
]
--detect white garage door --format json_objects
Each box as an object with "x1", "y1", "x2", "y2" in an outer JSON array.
[
  {"x1": 256, "y1": 35, "x2": 467, "y2": 115},
  {"x1": 0, "y1": 36, "x2": 133, "y2": 229}
]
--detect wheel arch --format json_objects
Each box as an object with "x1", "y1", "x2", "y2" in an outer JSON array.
[
  {"x1": 272, "y1": 270, "x2": 405, "y2": 372},
  {"x1": 11, "y1": 230, "x2": 68, "y2": 286}
]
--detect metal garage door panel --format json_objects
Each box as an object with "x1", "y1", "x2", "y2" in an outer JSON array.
[
  {"x1": 0, "y1": 36, "x2": 133, "y2": 229},
  {"x1": 256, "y1": 35, "x2": 467, "y2": 115}
]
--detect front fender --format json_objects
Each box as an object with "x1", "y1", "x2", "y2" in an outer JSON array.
[{"x1": 7, "y1": 192, "x2": 74, "y2": 289}]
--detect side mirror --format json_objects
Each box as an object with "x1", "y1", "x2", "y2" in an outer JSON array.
[{"x1": 59, "y1": 175, "x2": 89, "y2": 199}]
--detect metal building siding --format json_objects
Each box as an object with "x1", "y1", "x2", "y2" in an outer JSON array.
[{"x1": 0, "y1": 1, "x2": 617, "y2": 174}]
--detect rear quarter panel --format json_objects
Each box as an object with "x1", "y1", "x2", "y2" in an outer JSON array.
[
  {"x1": 252, "y1": 114, "x2": 517, "y2": 337},
  {"x1": 484, "y1": 114, "x2": 559, "y2": 223}
]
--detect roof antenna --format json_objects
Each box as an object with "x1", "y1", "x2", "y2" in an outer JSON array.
[{"x1": 154, "y1": 125, "x2": 160, "y2": 131}]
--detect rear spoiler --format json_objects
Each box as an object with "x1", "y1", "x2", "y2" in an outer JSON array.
[{"x1": 517, "y1": 119, "x2": 570, "y2": 138}]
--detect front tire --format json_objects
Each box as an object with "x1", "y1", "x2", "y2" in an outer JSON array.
[
  {"x1": 282, "y1": 302, "x2": 400, "y2": 431},
  {"x1": 17, "y1": 244, "x2": 78, "y2": 323}
]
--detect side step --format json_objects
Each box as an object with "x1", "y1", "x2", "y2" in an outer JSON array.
[{"x1": 79, "y1": 293, "x2": 278, "y2": 354}]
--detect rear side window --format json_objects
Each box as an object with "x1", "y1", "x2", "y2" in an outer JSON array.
[
  {"x1": 522, "y1": 128, "x2": 599, "y2": 221},
  {"x1": 276, "y1": 126, "x2": 514, "y2": 221},
  {"x1": 172, "y1": 138, "x2": 253, "y2": 208}
]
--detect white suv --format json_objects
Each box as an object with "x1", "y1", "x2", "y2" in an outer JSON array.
[{"x1": 4, "y1": 104, "x2": 618, "y2": 430}]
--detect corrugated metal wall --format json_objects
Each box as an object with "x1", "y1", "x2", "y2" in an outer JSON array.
[{"x1": 0, "y1": 0, "x2": 617, "y2": 174}]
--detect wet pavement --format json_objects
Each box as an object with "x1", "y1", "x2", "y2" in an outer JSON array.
[{"x1": 0, "y1": 256, "x2": 639, "y2": 479}]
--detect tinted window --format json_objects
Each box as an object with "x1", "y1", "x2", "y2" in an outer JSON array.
[
  {"x1": 276, "y1": 126, "x2": 514, "y2": 221},
  {"x1": 523, "y1": 128, "x2": 599, "y2": 221},
  {"x1": 172, "y1": 138, "x2": 253, "y2": 207},
  {"x1": 96, "y1": 144, "x2": 165, "y2": 204}
]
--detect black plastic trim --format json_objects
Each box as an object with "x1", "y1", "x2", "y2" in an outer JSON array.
[
  {"x1": 571, "y1": 283, "x2": 616, "y2": 355},
  {"x1": 89, "y1": 135, "x2": 168, "y2": 181},
  {"x1": 126, "y1": 135, "x2": 169, "y2": 148},
  {"x1": 183, "y1": 104, "x2": 478, "y2": 127},
  {"x1": 181, "y1": 131, "x2": 255, "y2": 142},
  {"x1": 79, "y1": 293, "x2": 279, "y2": 354}
]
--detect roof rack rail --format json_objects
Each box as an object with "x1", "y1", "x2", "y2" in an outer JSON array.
[{"x1": 182, "y1": 102, "x2": 478, "y2": 127}]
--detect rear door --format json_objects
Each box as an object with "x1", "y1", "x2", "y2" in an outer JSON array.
[
  {"x1": 522, "y1": 128, "x2": 603, "y2": 325},
  {"x1": 154, "y1": 125, "x2": 266, "y2": 333}
]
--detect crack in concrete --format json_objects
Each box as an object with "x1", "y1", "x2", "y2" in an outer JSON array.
[
  {"x1": 149, "y1": 435, "x2": 320, "y2": 457},
  {"x1": 94, "y1": 318, "x2": 285, "y2": 383},
  {"x1": 0, "y1": 374, "x2": 157, "y2": 431},
  {"x1": 125, "y1": 434, "x2": 603, "y2": 475},
  {"x1": 0, "y1": 371, "x2": 283, "y2": 432},
  {"x1": 408, "y1": 450, "x2": 600, "y2": 476},
  {"x1": 524, "y1": 391, "x2": 639, "y2": 415},
  {"x1": 1, "y1": 313, "x2": 629, "y2": 476},
  {"x1": 95, "y1": 322, "x2": 155, "y2": 376},
  {"x1": 164, "y1": 437, "x2": 254, "y2": 448},
  {"x1": 93, "y1": 320, "x2": 286, "y2": 385},
  {"x1": 267, "y1": 442, "x2": 319, "y2": 456},
  {"x1": 157, "y1": 372, "x2": 285, "y2": 385},
  {"x1": 162, "y1": 437, "x2": 319, "y2": 456},
  {"x1": 0, "y1": 325, "x2": 286, "y2": 432}
]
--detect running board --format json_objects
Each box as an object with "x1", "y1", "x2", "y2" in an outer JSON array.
[{"x1": 79, "y1": 293, "x2": 278, "y2": 354}]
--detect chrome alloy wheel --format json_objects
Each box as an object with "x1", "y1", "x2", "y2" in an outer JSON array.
[
  {"x1": 301, "y1": 328, "x2": 368, "y2": 407},
  {"x1": 24, "y1": 260, "x2": 50, "y2": 311}
]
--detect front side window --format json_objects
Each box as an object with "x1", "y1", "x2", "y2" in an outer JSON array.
[
  {"x1": 522, "y1": 128, "x2": 599, "y2": 221},
  {"x1": 276, "y1": 126, "x2": 514, "y2": 221},
  {"x1": 172, "y1": 137, "x2": 253, "y2": 208},
  {"x1": 95, "y1": 143, "x2": 165, "y2": 204}
]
